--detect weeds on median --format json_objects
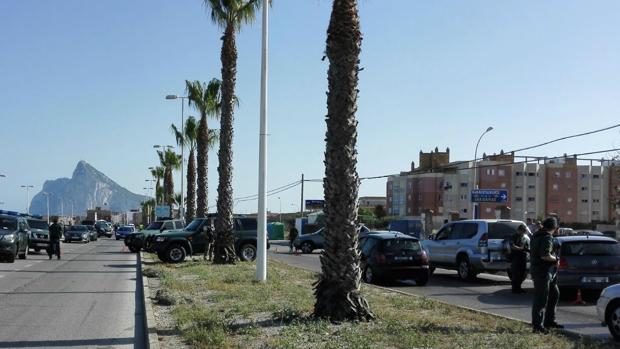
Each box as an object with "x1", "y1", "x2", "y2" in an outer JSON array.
[{"x1": 148, "y1": 257, "x2": 615, "y2": 349}]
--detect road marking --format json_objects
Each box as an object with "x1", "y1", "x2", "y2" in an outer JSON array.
[{"x1": 0, "y1": 275, "x2": 4, "y2": 279}]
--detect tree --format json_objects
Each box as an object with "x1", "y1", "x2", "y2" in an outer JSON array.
[
  {"x1": 171, "y1": 116, "x2": 199, "y2": 222},
  {"x1": 313, "y1": 0, "x2": 373, "y2": 321},
  {"x1": 186, "y1": 79, "x2": 223, "y2": 219},
  {"x1": 204, "y1": 0, "x2": 262, "y2": 264},
  {"x1": 374, "y1": 205, "x2": 387, "y2": 220},
  {"x1": 150, "y1": 167, "x2": 165, "y2": 204},
  {"x1": 157, "y1": 149, "x2": 182, "y2": 208}
]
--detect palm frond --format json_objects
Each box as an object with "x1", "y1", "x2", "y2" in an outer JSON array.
[
  {"x1": 185, "y1": 116, "x2": 199, "y2": 149},
  {"x1": 207, "y1": 129, "x2": 220, "y2": 150},
  {"x1": 170, "y1": 123, "x2": 185, "y2": 147}
]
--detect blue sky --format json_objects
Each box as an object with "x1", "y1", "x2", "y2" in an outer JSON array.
[{"x1": 1, "y1": 0, "x2": 619, "y2": 215}]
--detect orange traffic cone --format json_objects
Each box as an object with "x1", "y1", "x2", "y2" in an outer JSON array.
[{"x1": 571, "y1": 289, "x2": 586, "y2": 305}]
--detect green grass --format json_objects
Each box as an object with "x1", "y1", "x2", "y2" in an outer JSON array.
[{"x1": 147, "y1": 256, "x2": 615, "y2": 349}]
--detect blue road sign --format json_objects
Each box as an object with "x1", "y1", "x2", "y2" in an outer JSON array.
[
  {"x1": 471, "y1": 189, "x2": 508, "y2": 203},
  {"x1": 305, "y1": 200, "x2": 325, "y2": 209}
]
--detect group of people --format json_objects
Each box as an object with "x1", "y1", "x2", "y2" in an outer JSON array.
[{"x1": 508, "y1": 217, "x2": 565, "y2": 334}]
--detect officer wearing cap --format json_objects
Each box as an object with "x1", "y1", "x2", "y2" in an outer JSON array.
[{"x1": 530, "y1": 217, "x2": 564, "y2": 333}]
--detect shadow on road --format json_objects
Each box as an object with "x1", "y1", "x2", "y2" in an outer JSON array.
[{"x1": 0, "y1": 337, "x2": 135, "y2": 348}]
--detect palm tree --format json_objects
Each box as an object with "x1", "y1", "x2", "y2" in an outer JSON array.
[
  {"x1": 172, "y1": 116, "x2": 200, "y2": 222},
  {"x1": 313, "y1": 0, "x2": 373, "y2": 322},
  {"x1": 157, "y1": 149, "x2": 182, "y2": 208},
  {"x1": 150, "y1": 167, "x2": 165, "y2": 204},
  {"x1": 186, "y1": 79, "x2": 223, "y2": 219},
  {"x1": 204, "y1": 0, "x2": 262, "y2": 264}
]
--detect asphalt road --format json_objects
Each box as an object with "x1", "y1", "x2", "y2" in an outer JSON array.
[
  {"x1": 0, "y1": 239, "x2": 145, "y2": 349},
  {"x1": 268, "y1": 241, "x2": 613, "y2": 341}
]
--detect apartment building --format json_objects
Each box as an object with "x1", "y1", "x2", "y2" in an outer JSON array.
[{"x1": 386, "y1": 149, "x2": 618, "y2": 224}]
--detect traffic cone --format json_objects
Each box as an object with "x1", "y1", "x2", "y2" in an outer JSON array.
[{"x1": 571, "y1": 289, "x2": 586, "y2": 305}]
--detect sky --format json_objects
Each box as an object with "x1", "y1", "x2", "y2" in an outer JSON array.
[{"x1": 0, "y1": 0, "x2": 619, "y2": 216}]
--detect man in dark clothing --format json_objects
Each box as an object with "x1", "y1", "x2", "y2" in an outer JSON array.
[
  {"x1": 530, "y1": 217, "x2": 564, "y2": 333},
  {"x1": 48, "y1": 217, "x2": 63, "y2": 260},
  {"x1": 203, "y1": 222, "x2": 215, "y2": 261},
  {"x1": 289, "y1": 225, "x2": 299, "y2": 253},
  {"x1": 510, "y1": 224, "x2": 529, "y2": 294}
]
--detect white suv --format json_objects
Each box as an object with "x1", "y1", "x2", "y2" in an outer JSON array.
[
  {"x1": 421, "y1": 219, "x2": 530, "y2": 281},
  {"x1": 597, "y1": 283, "x2": 620, "y2": 341}
]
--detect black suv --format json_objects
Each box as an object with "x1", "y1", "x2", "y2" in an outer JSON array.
[
  {"x1": 26, "y1": 218, "x2": 50, "y2": 253},
  {"x1": 0, "y1": 213, "x2": 30, "y2": 262},
  {"x1": 359, "y1": 232, "x2": 429, "y2": 285},
  {"x1": 151, "y1": 216, "x2": 269, "y2": 263}
]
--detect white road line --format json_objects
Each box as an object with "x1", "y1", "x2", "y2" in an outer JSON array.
[
  {"x1": 0, "y1": 275, "x2": 4, "y2": 279},
  {"x1": 23, "y1": 264, "x2": 32, "y2": 268}
]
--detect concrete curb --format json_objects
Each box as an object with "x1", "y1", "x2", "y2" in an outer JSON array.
[{"x1": 140, "y1": 252, "x2": 160, "y2": 349}]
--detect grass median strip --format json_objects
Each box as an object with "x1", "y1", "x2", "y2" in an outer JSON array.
[{"x1": 147, "y1": 256, "x2": 613, "y2": 349}]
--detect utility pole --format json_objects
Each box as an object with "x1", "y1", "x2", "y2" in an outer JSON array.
[{"x1": 300, "y1": 173, "x2": 304, "y2": 219}]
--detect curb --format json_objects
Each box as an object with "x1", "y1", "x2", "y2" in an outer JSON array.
[{"x1": 140, "y1": 252, "x2": 161, "y2": 349}]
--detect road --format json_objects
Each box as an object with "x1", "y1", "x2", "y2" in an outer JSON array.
[
  {"x1": 0, "y1": 239, "x2": 145, "y2": 349},
  {"x1": 268, "y1": 241, "x2": 613, "y2": 341}
]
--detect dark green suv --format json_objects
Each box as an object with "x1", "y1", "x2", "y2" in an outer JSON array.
[
  {"x1": 0, "y1": 213, "x2": 30, "y2": 262},
  {"x1": 151, "y1": 216, "x2": 269, "y2": 263}
]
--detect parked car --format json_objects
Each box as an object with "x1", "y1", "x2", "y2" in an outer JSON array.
[
  {"x1": 115, "y1": 225, "x2": 135, "y2": 240},
  {"x1": 0, "y1": 213, "x2": 30, "y2": 262},
  {"x1": 558, "y1": 227, "x2": 576, "y2": 236},
  {"x1": 596, "y1": 283, "x2": 620, "y2": 341},
  {"x1": 95, "y1": 220, "x2": 112, "y2": 238},
  {"x1": 576, "y1": 230, "x2": 604, "y2": 236},
  {"x1": 64, "y1": 225, "x2": 90, "y2": 243},
  {"x1": 124, "y1": 219, "x2": 185, "y2": 253},
  {"x1": 150, "y1": 216, "x2": 270, "y2": 263},
  {"x1": 555, "y1": 235, "x2": 620, "y2": 301},
  {"x1": 293, "y1": 226, "x2": 370, "y2": 254},
  {"x1": 87, "y1": 225, "x2": 98, "y2": 241},
  {"x1": 388, "y1": 219, "x2": 424, "y2": 238},
  {"x1": 359, "y1": 232, "x2": 429, "y2": 285},
  {"x1": 601, "y1": 231, "x2": 619, "y2": 240},
  {"x1": 421, "y1": 219, "x2": 531, "y2": 281},
  {"x1": 26, "y1": 218, "x2": 50, "y2": 253}
]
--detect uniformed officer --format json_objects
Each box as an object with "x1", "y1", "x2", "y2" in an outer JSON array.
[
  {"x1": 510, "y1": 224, "x2": 529, "y2": 294},
  {"x1": 530, "y1": 217, "x2": 564, "y2": 333},
  {"x1": 48, "y1": 217, "x2": 63, "y2": 260}
]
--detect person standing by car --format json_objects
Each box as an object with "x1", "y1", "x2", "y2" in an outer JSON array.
[
  {"x1": 288, "y1": 225, "x2": 299, "y2": 254},
  {"x1": 530, "y1": 217, "x2": 563, "y2": 333},
  {"x1": 48, "y1": 217, "x2": 63, "y2": 260},
  {"x1": 203, "y1": 222, "x2": 215, "y2": 261},
  {"x1": 510, "y1": 224, "x2": 529, "y2": 294}
]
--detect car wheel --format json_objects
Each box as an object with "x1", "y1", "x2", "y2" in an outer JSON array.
[
  {"x1": 559, "y1": 287, "x2": 578, "y2": 301},
  {"x1": 415, "y1": 271, "x2": 430, "y2": 286},
  {"x1": 239, "y1": 244, "x2": 257, "y2": 262},
  {"x1": 607, "y1": 300, "x2": 620, "y2": 341},
  {"x1": 457, "y1": 256, "x2": 476, "y2": 281},
  {"x1": 429, "y1": 266, "x2": 436, "y2": 275},
  {"x1": 6, "y1": 252, "x2": 15, "y2": 263},
  {"x1": 300, "y1": 241, "x2": 314, "y2": 254},
  {"x1": 166, "y1": 244, "x2": 186, "y2": 263},
  {"x1": 128, "y1": 246, "x2": 139, "y2": 253},
  {"x1": 157, "y1": 251, "x2": 168, "y2": 263},
  {"x1": 34, "y1": 247, "x2": 41, "y2": 253}
]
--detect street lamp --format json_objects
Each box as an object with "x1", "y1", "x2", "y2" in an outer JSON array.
[
  {"x1": 472, "y1": 126, "x2": 494, "y2": 219},
  {"x1": 20, "y1": 185, "x2": 34, "y2": 214},
  {"x1": 166, "y1": 94, "x2": 189, "y2": 220},
  {"x1": 277, "y1": 197, "x2": 282, "y2": 222},
  {"x1": 42, "y1": 192, "x2": 50, "y2": 223}
]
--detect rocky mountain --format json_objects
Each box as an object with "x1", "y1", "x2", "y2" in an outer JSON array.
[{"x1": 29, "y1": 161, "x2": 149, "y2": 216}]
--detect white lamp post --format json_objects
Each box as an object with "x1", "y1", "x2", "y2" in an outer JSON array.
[
  {"x1": 42, "y1": 192, "x2": 50, "y2": 223},
  {"x1": 20, "y1": 185, "x2": 34, "y2": 214},
  {"x1": 472, "y1": 126, "x2": 494, "y2": 219}
]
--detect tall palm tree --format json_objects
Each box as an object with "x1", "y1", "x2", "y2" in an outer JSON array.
[
  {"x1": 151, "y1": 167, "x2": 165, "y2": 204},
  {"x1": 313, "y1": 0, "x2": 373, "y2": 322},
  {"x1": 157, "y1": 149, "x2": 182, "y2": 208},
  {"x1": 186, "y1": 79, "x2": 223, "y2": 219},
  {"x1": 204, "y1": 0, "x2": 262, "y2": 264},
  {"x1": 172, "y1": 116, "x2": 200, "y2": 222}
]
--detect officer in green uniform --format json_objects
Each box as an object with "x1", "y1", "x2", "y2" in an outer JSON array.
[
  {"x1": 510, "y1": 224, "x2": 529, "y2": 294},
  {"x1": 530, "y1": 217, "x2": 564, "y2": 333}
]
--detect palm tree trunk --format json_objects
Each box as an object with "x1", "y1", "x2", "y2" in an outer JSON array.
[
  {"x1": 165, "y1": 168, "x2": 174, "y2": 209},
  {"x1": 186, "y1": 147, "x2": 197, "y2": 222},
  {"x1": 214, "y1": 23, "x2": 237, "y2": 264},
  {"x1": 196, "y1": 114, "x2": 208, "y2": 218},
  {"x1": 313, "y1": 0, "x2": 373, "y2": 322}
]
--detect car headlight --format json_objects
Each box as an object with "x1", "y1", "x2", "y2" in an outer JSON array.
[
  {"x1": 83, "y1": 233, "x2": 88, "y2": 238},
  {"x1": 155, "y1": 236, "x2": 167, "y2": 242},
  {"x1": 0, "y1": 233, "x2": 16, "y2": 241}
]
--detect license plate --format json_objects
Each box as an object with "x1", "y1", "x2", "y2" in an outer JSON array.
[
  {"x1": 37, "y1": 243, "x2": 48, "y2": 247},
  {"x1": 581, "y1": 276, "x2": 609, "y2": 283},
  {"x1": 394, "y1": 256, "x2": 412, "y2": 261}
]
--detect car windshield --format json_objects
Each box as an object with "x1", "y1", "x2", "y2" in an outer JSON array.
[
  {"x1": 488, "y1": 222, "x2": 525, "y2": 239},
  {"x1": 0, "y1": 218, "x2": 17, "y2": 231},
  {"x1": 146, "y1": 222, "x2": 164, "y2": 230},
  {"x1": 27, "y1": 220, "x2": 48, "y2": 230},
  {"x1": 69, "y1": 225, "x2": 88, "y2": 231},
  {"x1": 119, "y1": 227, "x2": 133, "y2": 232},
  {"x1": 561, "y1": 241, "x2": 620, "y2": 256},
  {"x1": 184, "y1": 219, "x2": 204, "y2": 232},
  {"x1": 381, "y1": 238, "x2": 421, "y2": 253}
]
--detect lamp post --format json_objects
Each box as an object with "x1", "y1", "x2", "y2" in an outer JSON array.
[
  {"x1": 277, "y1": 197, "x2": 282, "y2": 222},
  {"x1": 166, "y1": 94, "x2": 188, "y2": 219},
  {"x1": 42, "y1": 192, "x2": 50, "y2": 223},
  {"x1": 472, "y1": 126, "x2": 494, "y2": 219},
  {"x1": 20, "y1": 185, "x2": 34, "y2": 214}
]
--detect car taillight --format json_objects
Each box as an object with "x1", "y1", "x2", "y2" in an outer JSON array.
[
  {"x1": 419, "y1": 250, "x2": 429, "y2": 265},
  {"x1": 558, "y1": 257, "x2": 568, "y2": 270},
  {"x1": 478, "y1": 233, "x2": 488, "y2": 247}
]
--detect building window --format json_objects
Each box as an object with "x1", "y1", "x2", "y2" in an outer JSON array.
[
  {"x1": 593, "y1": 174, "x2": 600, "y2": 179},
  {"x1": 460, "y1": 182, "x2": 468, "y2": 188},
  {"x1": 581, "y1": 174, "x2": 588, "y2": 179},
  {"x1": 407, "y1": 208, "x2": 411, "y2": 214},
  {"x1": 567, "y1": 210, "x2": 572, "y2": 216},
  {"x1": 593, "y1": 211, "x2": 600, "y2": 215},
  {"x1": 515, "y1": 197, "x2": 523, "y2": 202},
  {"x1": 567, "y1": 197, "x2": 572, "y2": 203},
  {"x1": 581, "y1": 186, "x2": 588, "y2": 191},
  {"x1": 501, "y1": 182, "x2": 506, "y2": 188},
  {"x1": 515, "y1": 184, "x2": 523, "y2": 189},
  {"x1": 516, "y1": 171, "x2": 523, "y2": 176},
  {"x1": 581, "y1": 199, "x2": 588, "y2": 203},
  {"x1": 408, "y1": 194, "x2": 411, "y2": 200},
  {"x1": 528, "y1": 185, "x2": 535, "y2": 189},
  {"x1": 485, "y1": 208, "x2": 492, "y2": 213},
  {"x1": 498, "y1": 169, "x2": 505, "y2": 176},
  {"x1": 565, "y1": 172, "x2": 572, "y2": 178},
  {"x1": 554, "y1": 171, "x2": 560, "y2": 178},
  {"x1": 528, "y1": 197, "x2": 535, "y2": 202},
  {"x1": 552, "y1": 184, "x2": 558, "y2": 190},
  {"x1": 462, "y1": 208, "x2": 468, "y2": 213},
  {"x1": 593, "y1": 198, "x2": 600, "y2": 203},
  {"x1": 528, "y1": 172, "x2": 535, "y2": 176}
]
